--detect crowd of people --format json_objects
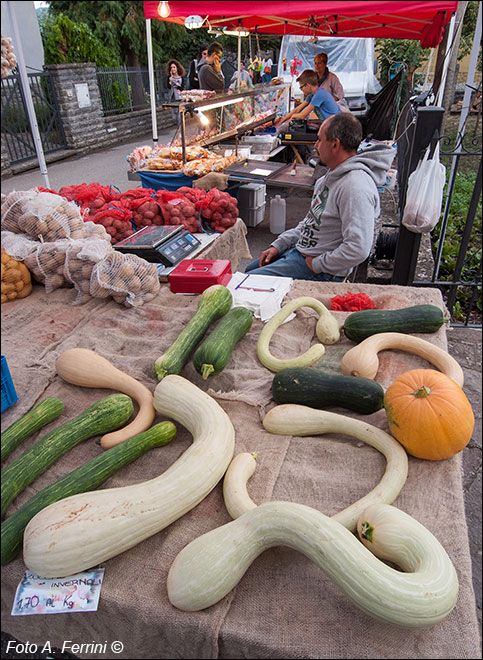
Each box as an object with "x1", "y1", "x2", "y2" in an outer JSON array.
[{"x1": 165, "y1": 43, "x2": 394, "y2": 282}]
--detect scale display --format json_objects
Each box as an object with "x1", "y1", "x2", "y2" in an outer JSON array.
[{"x1": 114, "y1": 225, "x2": 201, "y2": 267}]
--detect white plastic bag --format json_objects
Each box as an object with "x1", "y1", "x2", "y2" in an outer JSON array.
[{"x1": 402, "y1": 143, "x2": 446, "y2": 233}]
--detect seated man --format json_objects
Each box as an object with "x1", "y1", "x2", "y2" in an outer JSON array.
[
  {"x1": 275, "y1": 69, "x2": 341, "y2": 132},
  {"x1": 245, "y1": 113, "x2": 396, "y2": 282}
]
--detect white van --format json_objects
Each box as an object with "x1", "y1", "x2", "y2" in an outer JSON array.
[{"x1": 277, "y1": 35, "x2": 381, "y2": 116}]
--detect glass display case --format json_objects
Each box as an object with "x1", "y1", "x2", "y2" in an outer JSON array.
[{"x1": 164, "y1": 83, "x2": 291, "y2": 162}]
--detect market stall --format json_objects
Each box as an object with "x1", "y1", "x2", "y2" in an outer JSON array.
[{"x1": 0, "y1": 281, "x2": 480, "y2": 659}]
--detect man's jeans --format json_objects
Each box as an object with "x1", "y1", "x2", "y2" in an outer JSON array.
[{"x1": 245, "y1": 247, "x2": 345, "y2": 282}]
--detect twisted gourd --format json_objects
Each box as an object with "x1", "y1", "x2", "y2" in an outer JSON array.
[{"x1": 167, "y1": 500, "x2": 459, "y2": 628}]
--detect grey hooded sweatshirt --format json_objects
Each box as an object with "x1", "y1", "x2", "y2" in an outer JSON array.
[{"x1": 270, "y1": 143, "x2": 396, "y2": 276}]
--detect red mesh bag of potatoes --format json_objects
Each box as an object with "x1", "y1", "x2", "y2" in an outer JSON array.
[
  {"x1": 58, "y1": 183, "x2": 119, "y2": 215},
  {"x1": 88, "y1": 201, "x2": 134, "y2": 244},
  {"x1": 155, "y1": 190, "x2": 200, "y2": 234},
  {"x1": 196, "y1": 188, "x2": 238, "y2": 233},
  {"x1": 130, "y1": 196, "x2": 164, "y2": 228}
]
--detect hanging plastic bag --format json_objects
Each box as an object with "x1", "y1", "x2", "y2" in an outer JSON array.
[{"x1": 402, "y1": 143, "x2": 446, "y2": 233}]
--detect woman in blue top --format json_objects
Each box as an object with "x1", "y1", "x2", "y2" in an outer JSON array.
[{"x1": 275, "y1": 69, "x2": 341, "y2": 131}]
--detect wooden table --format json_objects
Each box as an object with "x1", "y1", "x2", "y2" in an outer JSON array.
[{"x1": 1, "y1": 282, "x2": 480, "y2": 659}]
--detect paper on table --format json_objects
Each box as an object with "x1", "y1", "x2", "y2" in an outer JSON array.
[{"x1": 227, "y1": 272, "x2": 293, "y2": 321}]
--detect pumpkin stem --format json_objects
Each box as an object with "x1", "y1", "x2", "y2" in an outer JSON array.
[{"x1": 414, "y1": 385, "x2": 431, "y2": 398}]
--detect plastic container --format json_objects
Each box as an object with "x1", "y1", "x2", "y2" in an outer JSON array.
[
  {"x1": 237, "y1": 183, "x2": 266, "y2": 209},
  {"x1": 270, "y1": 195, "x2": 286, "y2": 234},
  {"x1": 1, "y1": 355, "x2": 18, "y2": 413},
  {"x1": 241, "y1": 204, "x2": 266, "y2": 228}
]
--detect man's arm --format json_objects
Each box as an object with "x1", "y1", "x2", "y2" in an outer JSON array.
[
  {"x1": 291, "y1": 103, "x2": 315, "y2": 120},
  {"x1": 276, "y1": 100, "x2": 309, "y2": 125},
  {"x1": 311, "y1": 181, "x2": 377, "y2": 274}
]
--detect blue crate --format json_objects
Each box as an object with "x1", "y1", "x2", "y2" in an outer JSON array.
[{"x1": 1, "y1": 355, "x2": 18, "y2": 413}]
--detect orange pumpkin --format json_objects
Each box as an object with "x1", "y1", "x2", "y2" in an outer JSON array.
[{"x1": 384, "y1": 368, "x2": 474, "y2": 461}]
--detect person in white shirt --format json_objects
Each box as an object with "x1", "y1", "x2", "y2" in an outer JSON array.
[
  {"x1": 229, "y1": 61, "x2": 254, "y2": 90},
  {"x1": 262, "y1": 53, "x2": 273, "y2": 83}
]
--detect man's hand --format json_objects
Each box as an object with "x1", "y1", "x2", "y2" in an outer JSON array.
[
  {"x1": 305, "y1": 256, "x2": 315, "y2": 272},
  {"x1": 259, "y1": 247, "x2": 279, "y2": 267},
  {"x1": 212, "y1": 54, "x2": 222, "y2": 72}
]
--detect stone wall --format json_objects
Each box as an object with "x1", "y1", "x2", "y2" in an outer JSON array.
[{"x1": 1, "y1": 62, "x2": 176, "y2": 175}]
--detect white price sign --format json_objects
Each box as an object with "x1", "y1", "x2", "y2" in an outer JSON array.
[{"x1": 11, "y1": 569, "x2": 105, "y2": 616}]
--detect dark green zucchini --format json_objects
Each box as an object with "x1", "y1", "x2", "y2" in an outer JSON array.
[
  {"x1": 153, "y1": 285, "x2": 233, "y2": 380},
  {"x1": 193, "y1": 306, "x2": 253, "y2": 379},
  {"x1": 1, "y1": 420, "x2": 176, "y2": 565},
  {"x1": 343, "y1": 304, "x2": 446, "y2": 343},
  {"x1": 1, "y1": 397, "x2": 65, "y2": 463},
  {"x1": 1, "y1": 393, "x2": 133, "y2": 519},
  {"x1": 271, "y1": 367, "x2": 385, "y2": 414}
]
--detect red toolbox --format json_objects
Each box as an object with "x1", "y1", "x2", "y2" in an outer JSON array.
[{"x1": 169, "y1": 259, "x2": 232, "y2": 294}]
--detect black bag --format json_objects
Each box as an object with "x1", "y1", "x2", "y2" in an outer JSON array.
[{"x1": 289, "y1": 119, "x2": 307, "y2": 132}]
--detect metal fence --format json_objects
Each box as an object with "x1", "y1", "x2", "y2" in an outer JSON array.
[
  {"x1": 96, "y1": 61, "x2": 243, "y2": 115},
  {"x1": 96, "y1": 66, "x2": 173, "y2": 115},
  {"x1": 1, "y1": 71, "x2": 67, "y2": 163}
]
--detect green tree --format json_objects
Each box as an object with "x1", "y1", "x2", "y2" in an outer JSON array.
[
  {"x1": 375, "y1": 39, "x2": 431, "y2": 86},
  {"x1": 40, "y1": 12, "x2": 117, "y2": 66},
  {"x1": 46, "y1": 1, "x2": 195, "y2": 68}
]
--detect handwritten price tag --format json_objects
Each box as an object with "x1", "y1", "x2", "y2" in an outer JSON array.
[{"x1": 11, "y1": 569, "x2": 105, "y2": 616}]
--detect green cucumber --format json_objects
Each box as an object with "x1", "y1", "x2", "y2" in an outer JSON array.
[
  {"x1": 1, "y1": 397, "x2": 65, "y2": 463},
  {"x1": 1, "y1": 420, "x2": 176, "y2": 565},
  {"x1": 153, "y1": 285, "x2": 233, "y2": 380},
  {"x1": 343, "y1": 304, "x2": 446, "y2": 343},
  {"x1": 271, "y1": 367, "x2": 385, "y2": 414},
  {"x1": 1, "y1": 393, "x2": 133, "y2": 518},
  {"x1": 193, "y1": 306, "x2": 253, "y2": 379}
]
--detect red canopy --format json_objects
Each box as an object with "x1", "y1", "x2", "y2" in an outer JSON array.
[{"x1": 143, "y1": 1, "x2": 457, "y2": 47}]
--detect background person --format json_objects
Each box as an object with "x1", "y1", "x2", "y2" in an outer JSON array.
[
  {"x1": 314, "y1": 52, "x2": 344, "y2": 101},
  {"x1": 275, "y1": 69, "x2": 341, "y2": 132},
  {"x1": 166, "y1": 59, "x2": 185, "y2": 123},
  {"x1": 229, "y1": 61, "x2": 254, "y2": 90},
  {"x1": 262, "y1": 53, "x2": 273, "y2": 83},
  {"x1": 198, "y1": 42, "x2": 225, "y2": 92},
  {"x1": 245, "y1": 113, "x2": 396, "y2": 282},
  {"x1": 188, "y1": 43, "x2": 208, "y2": 89}
]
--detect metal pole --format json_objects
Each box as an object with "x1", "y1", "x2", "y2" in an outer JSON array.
[
  {"x1": 436, "y1": 13, "x2": 456, "y2": 106},
  {"x1": 433, "y1": 2, "x2": 482, "y2": 278},
  {"x1": 237, "y1": 34, "x2": 242, "y2": 91},
  {"x1": 145, "y1": 18, "x2": 158, "y2": 143},
  {"x1": 6, "y1": 0, "x2": 49, "y2": 187}
]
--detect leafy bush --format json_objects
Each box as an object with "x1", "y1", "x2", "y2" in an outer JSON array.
[
  {"x1": 40, "y1": 13, "x2": 118, "y2": 66},
  {"x1": 432, "y1": 169, "x2": 482, "y2": 318}
]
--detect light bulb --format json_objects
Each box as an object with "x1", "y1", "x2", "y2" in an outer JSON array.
[
  {"x1": 194, "y1": 109, "x2": 210, "y2": 126},
  {"x1": 158, "y1": 1, "x2": 170, "y2": 18}
]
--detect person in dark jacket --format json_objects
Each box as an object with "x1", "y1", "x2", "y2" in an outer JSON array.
[
  {"x1": 198, "y1": 42, "x2": 224, "y2": 92},
  {"x1": 188, "y1": 43, "x2": 208, "y2": 89}
]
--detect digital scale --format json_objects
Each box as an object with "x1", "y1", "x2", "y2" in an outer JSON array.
[{"x1": 114, "y1": 225, "x2": 202, "y2": 267}]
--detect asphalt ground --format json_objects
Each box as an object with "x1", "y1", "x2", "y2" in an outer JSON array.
[{"x1": 1, "y1": 132, "x2": 481, "y2": 657}]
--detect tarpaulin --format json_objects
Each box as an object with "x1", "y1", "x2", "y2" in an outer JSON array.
[{"x1": 143, "y1": 1, "x2": 457, "y2": 47}]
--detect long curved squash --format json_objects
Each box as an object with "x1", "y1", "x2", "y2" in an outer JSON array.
[
  {"x1": 262, "y1": 404, "x2": 408, "y2": 531},
  {"x1": 167, "y1": 501, "x2": 459, "y2": 628},
  {"x1": 22, "y1": 375, "x2": 235, "y2": 578}
]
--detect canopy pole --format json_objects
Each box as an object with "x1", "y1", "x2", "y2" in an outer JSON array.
[
  {"x1": 436, "y1": 13, "x2": 456, "y2": 106},
  {"x1": 6, "y1": 0, "x2": 49, "y2": 187},
  {"x1": 237, "y1": 34, "x2": 242, "y2": 91},
  {"x1": 145, "y1": 18, "x2": 158, "y2": 143}
]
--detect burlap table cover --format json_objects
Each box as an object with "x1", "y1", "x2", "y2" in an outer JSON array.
[{"x1": 1, "y1": 281, "x2": 480, "y2": 659}]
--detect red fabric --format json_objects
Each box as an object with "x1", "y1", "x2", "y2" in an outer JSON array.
[
  {"x1": 330, "y1": 291, "x2": 376, "y2": 311},
  {"x1": 143, "y1": 1, "x2": 456, "y2": 47}
]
